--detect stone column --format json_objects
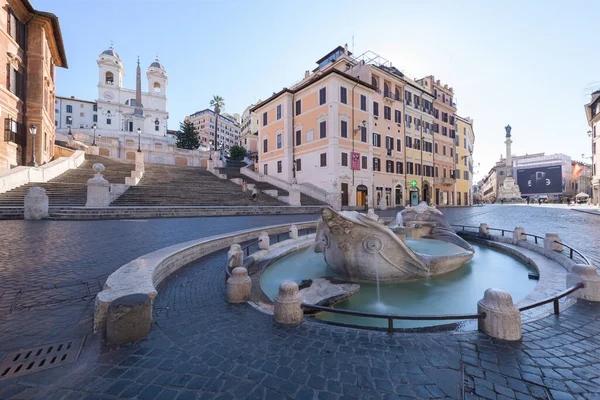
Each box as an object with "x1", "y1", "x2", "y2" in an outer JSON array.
[
  {"x1": 289, "y1": 224, "x2": 299, "y2": 240},
  {"x1": 513, "y1": 227, "x2": 526, "y2": 244},
  {"x1": 478, "y1": 223, "x2": 489, "y2": 236},
  {"x1": 274, "y1": 281, "x2": 303, "y2": 325},
  {"x1": 544, "y1": 233, "x2": 563, "y2": 252},
  {"x1": 258, "y1": 231, "x2": 270, "y2": 250},
  {"x1": 566, "y1": 264, "x2": 600, "y2": 302},
  {"x1": 24, "y1": 186, "x2": 49, "y2": 220},
  {"x1": 227, "y1": 244, "x2": 243, "y2": 268},
  {"x1": 477, "y1": 288, "x2": 521, "y2": 341},
  {"x1": 86, "y1": 163, "x2": 110, "y2": 207},
  {"x1": 106, "y1": 293, "x2": 152, "y2": 345},
  {"x1": 135, "y1": 151, "x2": 145, "y2": 173},
  {"x1": 505, "y1": 137, "x2": 513, "y2": 177},
  {"x1": 227, "y1": 267, "x2": 252, "y2": 303},
  {"x1": 86, "y1": 145, "x2": 99, "y2": 156},
  {"x1": 288, "y1": 184, "x2": 301, "y2": 206}
]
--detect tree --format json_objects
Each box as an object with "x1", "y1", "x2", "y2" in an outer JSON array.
[
  {"x1": 229, "y1": 145, "x2": 247, "y2": 160},
  {"x1": 209, "y1": 95, "x2": 225, "y2": 151},
  {"x1": 176, "y1": 120, "x2": 199, "y2": 150}
]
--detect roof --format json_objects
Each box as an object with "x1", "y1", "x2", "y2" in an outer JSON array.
[
  {"x1": 250, "y1": 68, "x2": 375, "y2": 113},
  {"x1": 315, "y1": 45, "x2": 351, "y2": 65},
  {"x1": 56, "y1": 96, "x2": 96, "y2": 104},
  {"x1": 150, "y1": 60, "x2": 164, "y2": 69},
  {"x1": 101, "y1": 47, "x2": 120, "y2": 58},
  {"x1": 21, "y1": 0, "x2": 68, "y2": 68}
]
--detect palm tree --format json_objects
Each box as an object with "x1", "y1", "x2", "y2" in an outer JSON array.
[{"x1": 209, "y1": 95, "x2": 225, "y2": 152}]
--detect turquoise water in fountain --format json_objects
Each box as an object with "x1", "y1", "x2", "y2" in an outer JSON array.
[{"x1": 259, "y1": 240, "x2": 537, "y2": 329}]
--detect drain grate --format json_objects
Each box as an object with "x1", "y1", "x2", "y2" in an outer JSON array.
[{"x1": 0, "y1": 336, "x2": 85, "y2": 380}]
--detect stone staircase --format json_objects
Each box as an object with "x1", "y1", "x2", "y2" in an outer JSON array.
[
  {"x1": 111, "y1": 163, "x2": 286, "y2": 207},
  {"x1": 0, "y1": 155, "x2": 135, "y2": 207},
  {"x1": 216, "y1": 167, "x2": 326, "y2": 206}
]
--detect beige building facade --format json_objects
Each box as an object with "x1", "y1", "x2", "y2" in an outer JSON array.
[
  {"x1": 455, "y1": 116, "x2": 475, "y2": 205},
  {"x1": 0, "y1": 0, "x2": 67, "y2": 173},
  {"x1": 187, "y1": 109, "x2": 240, "y2": 151},
  {"x1": 584, "y1": 90, "x2": 600, "y2": 205},
  {"x1": 240, "y1": 102, "x2": 259, "y2": 154}
]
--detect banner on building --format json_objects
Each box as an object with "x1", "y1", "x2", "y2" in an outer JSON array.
[
  {"x1": 516, "y1": 165, "x2": 563, "y2": 195},
  {"x1": 351, "y1": 152, "x2": 360, "y2": 170},
  {"x1": 572, "y1": 163, "x2": 584, "y2": 180}
]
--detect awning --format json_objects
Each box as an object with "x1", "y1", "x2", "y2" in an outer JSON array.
[{"x1": 575, "y1": 192, "x2": 590, "y2": 198}]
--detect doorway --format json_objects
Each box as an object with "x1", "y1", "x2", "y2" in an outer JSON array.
[
  {"x1": 395, "y1": 184, "x2": 403, "y2": 206},
  {"x1": 409, "y1": 187, "x2": 419, "y2": 206},
  {"x1": 423, "y1": 182, "x2": 430, "y2": 205},
  {"x1": 356, "y1": 185, "x2": 368, "y2": 208},
  {"x1": 341, "y1": 183, "x2": 349, "y2": 207}
]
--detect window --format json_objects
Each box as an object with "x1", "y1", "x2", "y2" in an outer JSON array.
[
  {"x1": 373, "y1": 101, "x2": 379, "y2": 117},
  {"x1": 394, "y1": 110, "x2": 401, "y2": 123},
  {"x1": 277, "y1": 161, "x2": 282, "y2": 173},
  {"x1": 341, "y1": 120, "x2": 348, "y2": 138},
  {"x1": 66, "y1": 105, "x2": 73, "y2": 113},
  {"x1": 373, "y1": 157, "x2": 380, "y2": 171},
  {"x1": 319, "y1": 121, "x2": 327, "y2": 138},
  {"x1": 105, "y1": 71, "x2": 114, "y2": 84},
  {"x1": 464, "y1": 137, "x2": 467, "y2": 148},
  {"x1": 362, "y1": 156, "x2": 367, "y2": 169},
  {"x1": 340, "y1": 87, "x2": 347, "y2": 104},
  {"x1": 320, "y1": 153, "x2": 327, "y2": 167},
  {"x1": 386, "y1": 136, "x2": 393, "y2": 151},
  {"x1": 106, "y1": 118, "x2": 111, "y2": 125},
  {"x1": 341, "y1": 152, "x2": 348, "y2": 166},
  {"x1": 296, "y1": 129, "x2": 302, "y2": 146},
  {"x1": 435, "y1": 167, "x2": 439, "y2": 177},
  {"x1": 7, "y1": 9, "x2": 26, "y2": 48},
  {"x1": 264, "y1": 164, "x2": 268, "y2": 175},
  {"x1": 64, "y1": 116, "x2": 71, "y2": 125},
  {"x1": 296, "y1": 159, "x2": 302, "y2": 171},
  {"x1": 406, "y1": 162, "x2": 414, "y2": 175},
  {"x1": 414, "y1": 139, "x2": 420, "y2": 150},
  {"x1": 443, "y1": 168, "x2": 447, "y2": 178},
  {"x1": 415, "y1": 164, "x2": 421, "y2": 176},
  {"x1": 93, "y1": 105, "x2": 98, "y2": 111},
  {"x1": 442, "y1": 126, "x2": 447, "y2": 136},
  {"x1": 263, "y1": 112, "x2": 268, "y2": 126},
  {"x1": 386, "y1": 160, "x2": 394, "y2": 173},
  {"x1": 435, "y1": 143, "x2": 438, "y2": 153},
  {"x1": 276, "y1": 105, "x2": 282, "y2": 120},
  {"x1": 153, "y1": 82, "x2": 161, "y2": 93},
  {"x1": 93, "y1": 114, "x2": 98, "y2": 122},
  {"x1": 396, "y1": 139, "x2": 402, "y2": 152},
  {"x1": 443, "y1": 145, "x2": 446, "y2": 155},
  {"x1": 405, "y1": 114, "x2": 412, "y2": 128},
  {"x1": 155, "y1": 125, "x2": 159, "y2": 131},
  {"x1": 405, "y1": 90, "x2": 411, "y2": 105},
  {"x1": 360, "y1": 126, "x2": 367, "y2": 143},
  {"x1": 373, "y1": 133, "x2": 381, "y2": 147},
  {"x1": 396, "y1": 162, "x2": 403, "y2": 174},
  {"x1": 295, "y1": 100, "x2": 301, "y2": 116},
  {"x1": 263, "y1": 138, "x2": 268, "y2": 153},
  {"x1": 464, "y1": 170, "x2": 469, "y2": 180},
  {"x1": 307, "y1": 129, "x2": 314, "y2": 142},
  {"x1": 384, "y1": 106, "x2": 391, "y2": 120},
  {"x1": 405, "y1": 135, "x2": 412, "y2": 148},
  {"x1": 371, "y1": 76, "x2": 378, "y2": 89},
  {"x1": 319, "y1": 87, "x2": 326, "y2": 105},
  {"x1": 80, "y1": 112, "x2": 84, "y2": 117},
  {"x1": 360, "y1": 95, "x2": 367, "y2": 111},
  {"x1": 450, "y1": 148, "x2": 454, "y2": 157},
  {"x1": 277, "y1": 133, "x2": 282, "y2": 149}
]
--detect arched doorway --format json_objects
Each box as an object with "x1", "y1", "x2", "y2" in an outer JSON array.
[
  {"x1": 409, "y1": 187, "x2": 419, "y2": 206},
  {"x1": 423, "y1": 181, "x2": 430, "y2": 205},
  {"x1": 356, "y1": 185, "x2": 368, "y2": 209},
  {"x1": 395, "y1": 184, "x2": 403, "y2": 206}
]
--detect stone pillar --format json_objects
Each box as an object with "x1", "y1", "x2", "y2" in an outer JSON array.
[
  {"x1": 86, "y1": 163, "x2": 110, "y2": 207},
  {"x1": 134, "y1": 151, "x2": 145, "y2": 173},
  {"x1": 24, "y1": 186, "x2": 49, "y2": 220},
  {"x1": 227, "y1": 244, "x2": 243, "y2": 268},
  {"x1": 227, "y1": 267, "x2": 252, "y2": 303},
  {"x1": 288, "y1": 184, "x2": 301, "y2": 206},
  {"x1": 106, "y1": 293, "x2": 152, "y2": 345},
  {"x1": 513, "y1": 227, "x2": 526, "y2": 244},
  {"x1": 477, "y1": 288, "x2": 521, "y2": 341},
  {"x1": 289, "y1": 224, "x2": 299, "y2": 240},
  {"x1": 566, "y1": 264, "x2": 600, "y2": 302},
  {"x1": 366, "y1": 208, "x2": 379, "y2": 222},
  {"x1": 258, "y1": 231, "x2": 270, "y2": 250},
  {"x1": 86, "y1": 145, "x2": 99, "y2": 156},
  {"x1": 544, "y1": 233, "x2": 563, "y2": 252},
  {"x1": 478, "y1": 223, "x2": 489, "y2": 236},
  {"x1": 378, "y1": 196, "x2": 387, "y2": 211},
  {"x1": 328, "y1": 191, "x2": 342, "y2": 211},
  {"x1": 274, "y1": 281, "x2": 303, "y2": 325}
]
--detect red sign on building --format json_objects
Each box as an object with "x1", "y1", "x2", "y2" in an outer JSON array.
[{"x1": 351, "y1": 152, "x2": 360, "y2": 170}]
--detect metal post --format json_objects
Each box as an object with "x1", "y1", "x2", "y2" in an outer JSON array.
[
  {"x1": 553, "y1": 299, "x2": 559, "y2": 315},
  {"x1": 387, "y1": 318, "x2": 393, "y2": 334},
  {"x1": 570, "y1": 248, "x2": 573, "y2": 259}
]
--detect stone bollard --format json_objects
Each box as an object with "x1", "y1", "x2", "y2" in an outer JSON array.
[
  {"x1": 24, "y1": 186, "x2": 49, "y2": 220},
  {"x1": 106, "y1": 293, "x2": 152, "y2": 345},
  {"x1": 227, "y1": 244, "x2": 243, "y2": 268},
  {"x1": 288, "y1": 184, "x2": 301, "y2": 206},
  {"x1": 479, "y1": 223, "x2": 489, "y2": 236},
  {"x1": 513, "y1": 227, "x2": 526, "y2": 244},
  {"x1": 566, "y1": 264, "x2": 600, "y2": 302},
  {"x1": 289, "y1": 224, "x2": 299, "y2": 240},
  {"x1": 544, "y1": 233, "x2": 563, "y2": 252},
  {"x1": 134, "y1": 151, "x2": 145, "y2": 173},
  {"x1": 477, "y1": 288, "x2": 522, "y2": 341},
  {"x1": 86, "y1": 163, "x2": 110, "y2": 207},
  {"x1": 274, "y1": 281, "x2": 303, "y2": 325},
  {"x1": 258, "y1": 231, "x2": 270, "y2": 250},
  {"x1": 367, "y1": 208, "x2": 379, "y2": 222},
  {"x1": 227, "y1": 267, "x2": 252, "y2": 303}
]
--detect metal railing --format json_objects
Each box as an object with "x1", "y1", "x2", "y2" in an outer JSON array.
[
  {"x1": 518, "y1": 283, "x2": 583, "y2": 315},
  {"x1": 301, "y1": 303, "x2": 485, "y2": 334}
]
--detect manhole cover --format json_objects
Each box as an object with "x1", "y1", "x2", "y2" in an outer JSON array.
[{"x1": 0, "y1": 336, "x2": 85, "y2": 380}]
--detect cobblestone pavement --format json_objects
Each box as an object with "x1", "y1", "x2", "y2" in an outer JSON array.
[{"x1": 0, "y1": 206, "x2": 600, "y2": 399}]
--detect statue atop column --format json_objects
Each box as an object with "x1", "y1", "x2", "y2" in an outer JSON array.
[
  {"x1": 505, "y1": 124, "x2": 511, "y2": 138},
  {"x1": 496, "y1": 124, "x2": 523, "y2": 203}
]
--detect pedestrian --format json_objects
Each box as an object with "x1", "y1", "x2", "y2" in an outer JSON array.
[
  {"x1": 252, "y1": 187, "x2": 258, "y2": 201},
  {"x1": 526, "y1": 197, "x2": 530, "y2": 205},
  {"x1": 538, "y1": 198, "x2": 542, "y2": 206},
  {"x1": 241, "y1": 179, "x2": 247, "y2": 192}
]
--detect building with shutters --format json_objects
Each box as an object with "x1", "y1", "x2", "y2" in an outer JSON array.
[{"x1": 455, "y1": 116, "x2": 475, "y2": 205}]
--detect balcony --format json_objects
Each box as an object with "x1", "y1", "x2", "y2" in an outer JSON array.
[
  {"x1": 384, "y1": 91, "x2": 400, "y2": 101},
  {"x1": 434, "y1": 177, "x2": 455, "y2": 186}
]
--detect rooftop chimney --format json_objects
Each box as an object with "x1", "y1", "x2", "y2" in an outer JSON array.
[
  {"x1": 344, "y1": 43, "x2": 348, "y2": 55},
  {"x1": 71, "y1": 96, "x2": 75, "y2": 99},
  {"x1": 305, "y1": 70, "x2": 310, "y2": 79}
]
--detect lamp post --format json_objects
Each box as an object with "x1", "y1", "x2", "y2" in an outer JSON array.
[
  {"x1": 209, "y1": 139, "x2": 213, "y2": 160},
  {"x1": 137, "y1": 127, "x2": 142, "y2": 152},
  {"x1": 29, "y1": 124, "x2": 37, "y2": 167},
  {"x1": 68, "y1": 125, "x2": 72, "y2": 137},
  {"x1": 91, "y1": 123, "x2": 98, "y2": 146}
]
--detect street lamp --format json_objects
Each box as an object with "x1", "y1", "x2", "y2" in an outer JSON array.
[
  {"x1": 91, "y1": 123, "x2": 98, "y2": 146},
  {"x1": 137, "y1": 127, "x2": 142, "y2": 152},
  {"x1": 29, "y1": 124, "x2": 37, "y2": 167},
  {"x1": 68, "y1": 125, "x2": 72, "y2": 137},
  {"x1": 209, "y1": 139, "x2": 213, "y2": 160}
]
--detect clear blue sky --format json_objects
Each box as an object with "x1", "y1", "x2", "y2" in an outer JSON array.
[{"x1": 39, "y1": 0, "x2": 600, "y2": 182}]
